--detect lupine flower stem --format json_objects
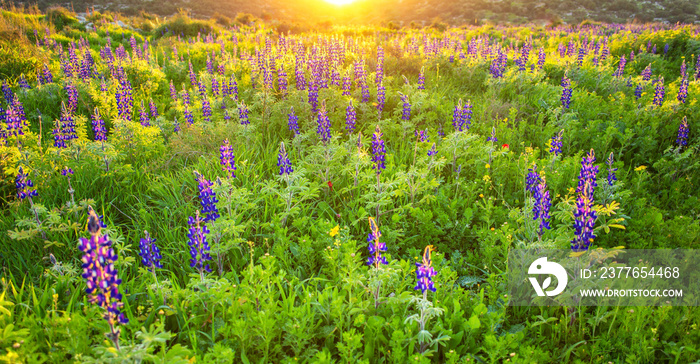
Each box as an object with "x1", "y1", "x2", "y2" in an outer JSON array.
[
  {"x1": 16, "y1": 168, "x2": 45, "y2": 239},
  {"x1": 29, "y1": 195, "x2": 45, "y2": 240},
  {"x1": 278, "y1": 142, "x2": 294, "y2": 227}
]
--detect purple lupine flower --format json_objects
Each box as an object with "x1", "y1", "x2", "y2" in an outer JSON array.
[
  {"x1": 184, "y1": 107, "x2": 194, "y2": 126},
  {"x1": 116, "y1": 79, "x2": 133, "y2": 122},
  {"x1": 330, "y1": 68, "x2": 340, "y2": 87},
  {"x1": 635, "y1": 83, "x2": 644, "y2": 100},
  {"x1": 663, "y1": 43, "x2": 669, "y2": 55},
  {"x1": 614, "y1": 55, "x2": 626, "y2": 77},
  {"x1": 399, "y1": 93, "x2": 411, "y2": 121},
  {"x1": 78, "y1": 209, "x2": 129, "y2": 343},
  {"x1": 294, "y1": 63, "x2": 306, "y2": 91},
  {"x1": 518, "y1": 42, "x2": 531, "y2": 71},
  {"x1": 532, "y1": 174, "x2": 551, "y2": 238},
  {"x1": 360, "y1": 80, "x2": 370, "y2": 103},
  {"x1": 238, "y1": 101, "x2": 249, "y2": 125},
  {"x1": 194, "y1": 172, "x2": 220, "y2": 222},
  {"x1": 65, "y1": 83, "x2": 79, "y2": 114},
  {"x1": 43, "y1": 64, "x2": 53, "y2": 84},
  {"x1": 170, "y1": 80, "x2": 177, "y2": 101},
  {"x1": 182, "y1": 89, "x2": 191, "y2": 106},
  {"x1": 601, "y1": 39, "x2": 610, "y2": 61},
  {"x1": 263, "y1": 66, "x2": 273, "y2": 91},
  {"x1": 4, "y1": 100, "x2": 24, "y2": 137},
  {"x1": 277, "y1": 141, "x2": 293, "y2": 176},
  {"x1": 100, "y1": 78, "x2": 108, "y2": 93},
  {"x1": 653, "y1": 77, "x2": 665, "y2": 107},
  {"x1": 201, "y1": 97, "x2": 212, "y2": 122},
  {"x1": 174, "y1": 118, "x2": 180, "y2": 133},
  {"x1": 576, "y1": 148, "x2": 598, "y2": 194},
  {"x1": 427, "y1": 143, "x2": 437, "y2": 157},
  {"x1": 414, "y1": 245, "x2": 437, "y2": 293},
  {"x1": 680, "y1": 60, "x2": 687, "y2": 80},
  {"x1": 415, "y1": 129, "x2": 429, "y2": 143},
  {"x1": 188, "y1": 61, "x2": 197, "y2": 87},
  {"x1": 641, "y1": 64, "x2": 652, "y2": 81},
  {"x1": 576, "y1": 47, "x2": 585, "y2": 66},
  {"x1": 375, "y1": 46, "x2": 384, "y2": 85},
  {"x1": 345, "y1": 101, "x2": 356, "y2": 134},
  {"x1": 461, "y1": 100, "x2": 473, "y2": 130},
  {"x1": 0, "y1": 105, "x2": 5, "y2": 142},
  {"x1": 206, "y1": 55, "x2": 214, "y2": 75},
  {"x1": 278, "y1": 66, "x2": 288, "y2": 95},
  {"x1": 15, "y1": 167, "x2": 38, "y2": 200},
  {"x1": 376, "y1": 82, "x2": 385, "y2": 116},
  {"x1": 229, "y1": 75, "x2": 239, "y2": 100},
  {"x1": 677, "y1": 116, "x2": 689, "y2": 147},
  {"x1": 316, "y1": 101, "x2": 332, "y2": 143},
  {"x1": 606, "y1": 152, "x2": 617, "y2": 186},
  {"x1": 149, "y1": 99, "x2": 158, "y2": 119},
  {"x1": 92, "y1": 107, "x2": 107, "y2": 142},
  {"x1": 571, "y1": 149, "x2": 598, "y2": 251},
  {"x1": 487, "y1": 126, "x2": 497, "y2": 143},
  {"x1": 130, "y1": 35, "x2": 141, "y2": 59},
  {"x1": 418, "y1": 67, "x2": 425, "y2": 90},
  {"x1": 308, "y1": 80, "x2": 319, "y2": 113},
  {"x1": 197, "y1": 80, "x2": 207, "y2": 99},
  {"x1": 526, "y1": 164, "x2": 541, "y2": 193},
  {"x1": 677, "y1": 77, "x2": 688, "y2": 104},
  {"x1": 371, "y1": 125, "x2": 386, "y2": 174},
  {"x1": 61, "y1": 166, "x2": 74, "y2": 177},
  {"x1": 452, "y1": 100, "x2": 463, "y2": 131},
  {"x1": 342, "y1": 73, "x2": 351, "y2": 96},
  {"x1": 79, "y1": 56, "x2": 92, "y2": 80},
  {"x1": 367, "y1": 217, "x2": 388, "y2": 268},
  {"x1": 61, "y1": 52, "x2": 73, "y2": 78},
  {"x1": 561, "y1": 74, "x2": 572, "y2": 109},
  {"x1": 537, "y1": 47, "x2": 545, "y2": 70},
  {"x1": 288, "y1": 107, "x2": 300, "y2": 136},
  {"x1": 19, "y1": 75, "x2": 30, "y2": 89},
  {"x1": 490, "y1": 53, "x2": 503, "y2": 78},
  {"x1": 53, "y1": 104, "x2": 77, "y2": 148},
  {"x1": 139, "y1": 231, "x2": 163, "y2": 271},
  {"x1": 211, "y1": 77, "x2": 220, "y2": 98},
  {"x1": 139, "y1": 101, "x2": 150, "y2": 127},
  {"x1": 11, "y1": 98, "x2": 26, "y2": 131},
  {"x1": 695, "y1": 55, "x2": 700, "y2": 81},
  {"x1": 550, "y1": 129, "x2": 563, "y2": 156},
  {"x1": 187, "y1": 210, "x2": 212, "y2": 275},
  {"x1": 219, "y1": 139, "x2": 236, "y2": 178},
  {"x1": 1, "y1": 82, "x2": 13, "y2": 104}
]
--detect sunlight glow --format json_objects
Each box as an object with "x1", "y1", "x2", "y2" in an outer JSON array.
[{"x1": 323, "y1": 0, "x2": 357, "y2": 5}]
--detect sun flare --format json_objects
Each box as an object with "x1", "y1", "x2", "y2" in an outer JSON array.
[{"x1": 323, "y1": 0, "x2": 357, "y2": 5}]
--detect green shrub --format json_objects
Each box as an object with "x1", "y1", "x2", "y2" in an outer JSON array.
[
  {"x1": 153, "y1": 12, "x2": 214, "y2": 39},
  {"x1": 46, "y1": 7, "x2": 81, "y2": 31}
]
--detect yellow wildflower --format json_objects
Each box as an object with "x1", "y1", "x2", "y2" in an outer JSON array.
[
  {"x1": 329, "y1": 225, "x2": 340, "y2": 237},
  {"x1": 634, "y1": 165, "x2": 647, "y2": 171}
]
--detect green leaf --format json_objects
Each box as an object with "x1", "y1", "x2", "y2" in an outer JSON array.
[{"x1": 467, "y1": 315, "x2": 481, "y2": 330}]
